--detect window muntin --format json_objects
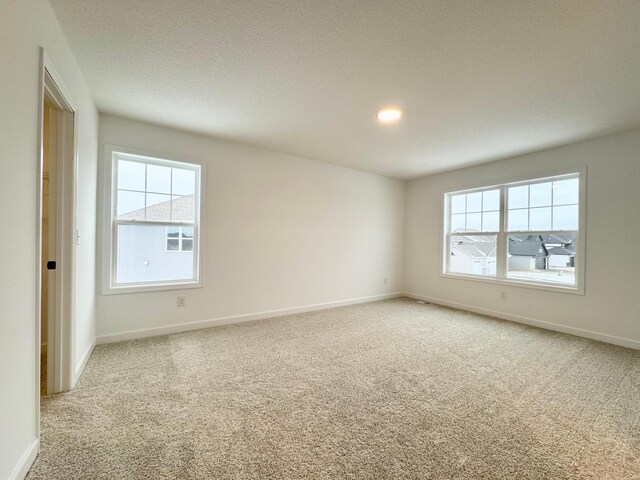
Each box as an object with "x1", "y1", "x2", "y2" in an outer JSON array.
[
  {"x1": 444, "y1": 172, "x2": 582, "y2": 290},
  {"x1": 111, "y1": 152, "x2": 201, "y2": 289},
  {"x1": 449, "y1": 188, "x2": 500, "y2": 233}
]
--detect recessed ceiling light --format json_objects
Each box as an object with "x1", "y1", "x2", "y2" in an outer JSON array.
[{"x1": 377, "y1": 107, "x2": 402, "y2": 124}]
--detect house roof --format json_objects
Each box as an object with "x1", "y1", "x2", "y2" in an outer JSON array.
[
  {"x1": 508, "y1": 236, "x2": 547, "y2": 257},
  {"x1": 547, "y1": 246, "x2": 575, "y2": 256},
  {"x1": 451, "y1": 232, "x2": 495, "y2": 242},
  {"x1": 540, "y1": 234, "x2": 575, "y2": 245},
  {"x1": 118, "y1": 194, "x2": 195, "y2": 222},
  {"x1": 452, "y1": 243, "x2": 496, "y2": 258},
  {"x1": 508, "y1": 233, "x2": 577, "y2": 257},
  {"x1": 451, "y1": 236, "x2": 496, "y2": 258}
]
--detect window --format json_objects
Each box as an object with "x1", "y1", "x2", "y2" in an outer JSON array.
[
  {"x1": 444, "y1": 171, "x2": 584, "y2": 292},
  {"x1": 105, "y1": 149, "x2": 202, "y2": 291},
  {"x1": 448, "y1": 188, "x2": 500, "y2": 277},
  {"x1": 166, "y1": 226, "x2": 193, "y2": 252}
]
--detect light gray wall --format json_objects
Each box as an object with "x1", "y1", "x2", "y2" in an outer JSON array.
[
  {"x1": 0, "y1": 0, "x2": 98, "y2": 477},
  {"x1": 405, "y1": 129, "x2": 640, "y2": 347},
  {"x1": 97, "y1": 114, "x2": 405, "y2": 340}
]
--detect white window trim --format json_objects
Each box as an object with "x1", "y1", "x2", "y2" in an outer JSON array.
[
  {"x1": 101, "y1": 144, "x2": 206, "y2": 295},
  {"x1": 440, "y1": 167, "x2": 587, "y2": 295}
]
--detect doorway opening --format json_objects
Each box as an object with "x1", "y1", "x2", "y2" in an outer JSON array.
[
  {"x1": 41, "y1": 97, "x2": 56, "y2": 395},
  {"x1": 37, "y1": 51, "x2": 77, "y2": 410}
]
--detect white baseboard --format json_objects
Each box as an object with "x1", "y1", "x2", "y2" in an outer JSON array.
[
  {"x1": 96, "y1": 290, "x2": 638, "y2": 350},
  {"x1": 96, "y1": 293, "x2": 403, "y2": 344},
  {"x1": 73, "y1": 340, "x2": 96, "y2": 385},
  {"x1": 8, "y1": 438, "x2": 38, "y2": 480},
  {"x1": 405, "y1": 292, "x2": 640, "y2": 350}
]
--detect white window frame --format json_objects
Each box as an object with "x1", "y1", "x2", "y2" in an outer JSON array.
[
  {"x1": 441, "y1": 168, "x2": 586, "y2": 295},
  {"x1": 101, "y1": 145, "x2": 205, "y2": 294}
]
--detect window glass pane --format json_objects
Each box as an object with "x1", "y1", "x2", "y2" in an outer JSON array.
[
  {"x1": 146, "y1": 193, "x2": 171, "y2": 221},
  {"x1": 450, "y1": 214, "x2": 465, "y2": 232},
  {"x1": 445, "y1": 173, "x2": 580, "y2": 289},
  {"x1": 552, "y1": 178, "x2": 579, "y2": 205},
  {"x1": 117, "y1": 160, "x2": 146, "y2": 192},
  {"x1": 552, "y1": 205, "x2": 578, "y2": 230},
  {"x1": 507, "y1": 208, "x2": 528, "y2": 231},
  {"x1": 167, "y1": 239, "x2": 179, "y2": 251},
  {"x1": 508, "y1": 185, "x2": 528, "y2": 209},
  {"x1": 182, "y1": 239, "x2": 193, "y2": 251},
  {"x1": 117, "y1": 224, "x2": 194, "y2": 283},
  {"x1": 146, "y1": 164, "x2": 171, "y2": 194},
  {"x1": 482, "y1": 189, "x2": 500, "y2": 211},
  {"x1": 117, "y1": 191, "x2": 145, "y2": 219},
  {"x1": 529, "y1": 207, "x2": 551, "y2": 230},
  {"x1": 507, "y1": 233, "x2": 576, "y2": 286},
  {"x1": 466, "y1": 192, "x2": 482, "y2": 213},
  {"x1": 166, "y1": 226, "x2": 179, "y2": 238},
  {"x1": 482, "y1": 211, "x2": 499, "y2": 232},
  {"x1": 450, "y1": 194, "x2": 466, "y2": 214},
  {"x1": 181, "y1": 227, "x2": 194, "y2": 238},
  {"x1": 449, "y1": 234, "x2": 497, "y2": 277},
  {"x1": 466, "y1": 212, "x2": 481, "y2": 232},
  {"x1": 172, "y1": 195, "x2": 195, "y2": 222},
  {"x1": 172, "y1": 168, "x2": 196, "y2": 196},
  {"x1": 529, "y1": 182, "x2": 552, "y2": 208}
]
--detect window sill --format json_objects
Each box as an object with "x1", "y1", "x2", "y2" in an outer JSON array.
[
  {"x1": 102, "y1": 281, "x2": 203, "y2": 296},
  {"x1": 440, "y1": 272, "x2": 584, "y2": 295}
]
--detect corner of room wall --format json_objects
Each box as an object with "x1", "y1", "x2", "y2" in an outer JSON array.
[
  {"x1": 404, "y1": 128, "x2": 640, "y2": 348},
  {"x1": 95, "y1": 114, "x2": 406, "y2": 343}
]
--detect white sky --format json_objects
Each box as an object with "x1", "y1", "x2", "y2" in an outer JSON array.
[
  {"x1": 450, "y1": 178, "x2": 579, "y2": 232},
  {"x1": 117, "y1": 160, "x2": 195, "y2": 216}
]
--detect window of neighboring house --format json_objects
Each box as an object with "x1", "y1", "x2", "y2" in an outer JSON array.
[
  {"x1": 166, "y1": 226, "x2": 194, "y2": 252},
  {"x1": 443, "y1": 171, "x2": 584, "y2": 292},
  {"x1": 106, "y1": 149, "x2": 202, "y2": 292}
]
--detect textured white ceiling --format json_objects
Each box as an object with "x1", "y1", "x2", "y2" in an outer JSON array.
[{"x1": 50, "y1": 0, "x2": 640, "y2": 179}]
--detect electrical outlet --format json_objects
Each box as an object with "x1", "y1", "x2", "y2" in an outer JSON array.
[
  {"x1": 499, "y1": 291, "x2": 507, "y2": 300},
  {"x1": 177, "y1": 296, "x2": 186, "y2": 307}
]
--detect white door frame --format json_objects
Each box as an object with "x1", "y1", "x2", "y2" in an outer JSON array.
[{"x1": 35, "y1": 48, "x2": 78, "y2": 433}]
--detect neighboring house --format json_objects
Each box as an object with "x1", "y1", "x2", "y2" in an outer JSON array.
[
  {"x1": 508, "y1": 234, "x2": 575, "y2": 271},
  {"x1": 450, "y1": 234, "x2": 497, "y2": 276},
  {"x1": 117, "y1": 195, "x2": 195, "y2": 283},
  {"x1": 119, "y1": 194, "x2": 195, "y2": 222}
]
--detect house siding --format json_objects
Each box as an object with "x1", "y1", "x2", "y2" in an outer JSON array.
[{"x1": 117, "y1": 225, "x2": 193, "y2": 283}]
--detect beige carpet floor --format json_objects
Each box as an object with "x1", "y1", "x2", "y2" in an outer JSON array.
[{"x1": 28, "y1": 298, "x2": 640, "y2": 479}]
